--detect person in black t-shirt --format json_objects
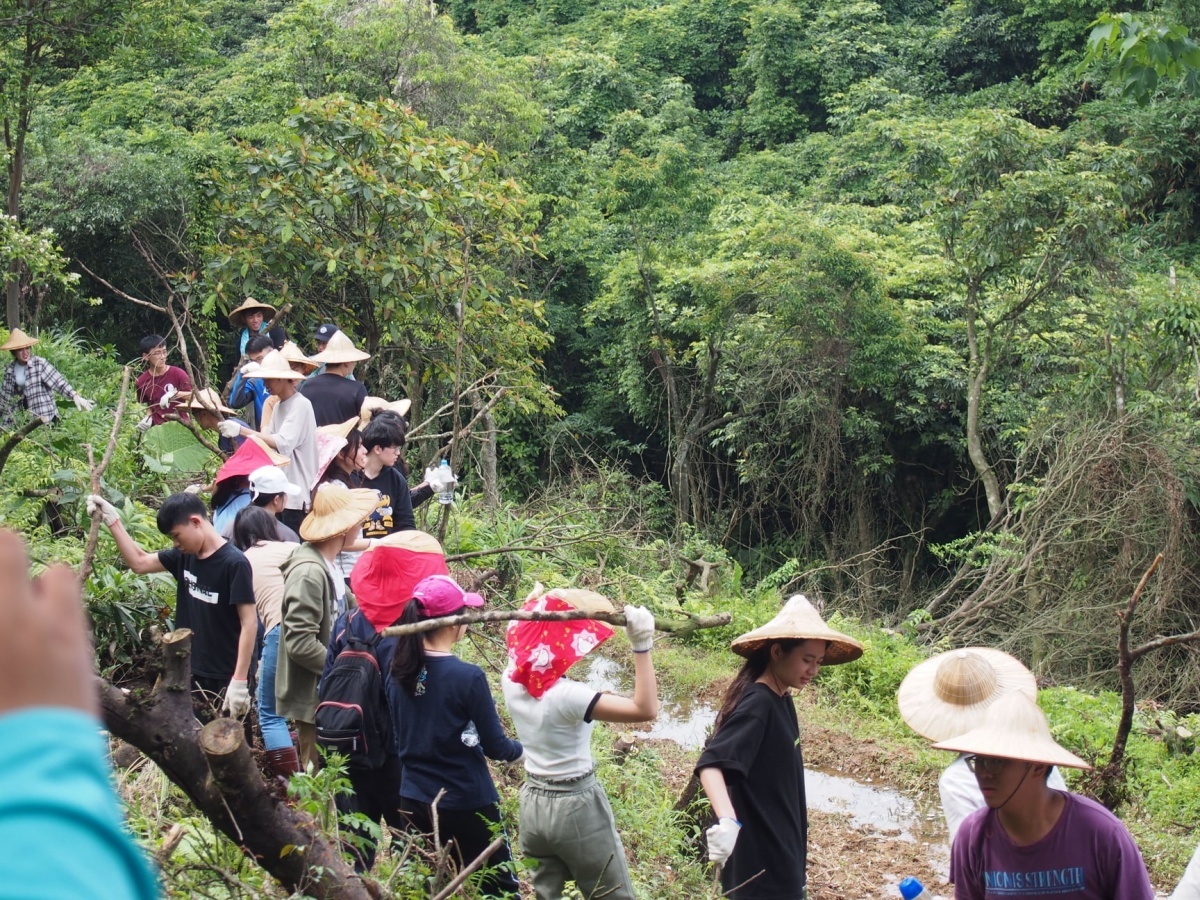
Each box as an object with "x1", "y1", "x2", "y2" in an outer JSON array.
[
  {"x1": 359, "y1": 415, "x2": 415, "y2": 538},
  {"x1": 300, "y1": 331, "x2": 369, "y2": 427},
  {"x1": 695, "y1": 596, "x2": 864, "y2": 900},
  {"x1": 86, "y1": 492, "x2": 257, "y2": 718}
]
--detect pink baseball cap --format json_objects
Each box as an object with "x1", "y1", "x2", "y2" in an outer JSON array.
[{"x1": 413, "y1": 574, "x2": 484, "y2": 618}]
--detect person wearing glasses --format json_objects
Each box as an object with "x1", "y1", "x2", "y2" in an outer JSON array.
[
  {"x1": 934, "y1": 691, "x2": 1154, "y2": 900},
  {"x1": 897, "y1": 648, "x2": 1067, "y2": 842}
]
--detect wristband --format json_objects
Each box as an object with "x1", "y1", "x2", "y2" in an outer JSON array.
[{"x1": 633, "y1": 648, "x2": 651, "y2": 654}]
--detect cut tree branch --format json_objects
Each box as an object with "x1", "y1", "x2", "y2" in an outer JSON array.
[
  {"x1": 382, "y1": 608, "x2": 731, "y2": 638},
  {"x1": 81, "y1": 366, "x2": 131, "y2": 582}
]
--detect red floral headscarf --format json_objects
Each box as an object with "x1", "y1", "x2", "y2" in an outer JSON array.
[{"x1": 506, "y1": 593, "x2": 614, "y2": 698}]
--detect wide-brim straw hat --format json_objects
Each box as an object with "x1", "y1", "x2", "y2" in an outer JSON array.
[
  {"x1": 310, "y1": 330, "x2": 370, "y2": 364},
  {"x1": 248, "y1": 349, "x2": 306, "y2": 381},
  {"x1": 359, "y1": 396, "x2": 412, "y2": 429},
  {"x1": 542, "y1": 587, "x2": 615, "y2": 616},
  {"x1": 299, "y1": 483, "x2": 379, "y2": 542},
  {"x1": 732, "y1": 594, "x2": 864, "y2": 664},
  {"x1": 932, "y1": 692, "x2": 1091, "y2": 770},
  {"x1": 898, "y1": 648, "x2": 1037, "y2": 742},
  {"x1": 279, "y1": 341, "x2": 318, "y2": 372},
  {"x1": 228, "y1": 297, "x2": 277, "y2": 327},
  {"x1": 1, "y1": 328, "x2": 39, "y2": 351},
  {"x1": 176, "y1": 387, "x2": 235, "y2": 415}
]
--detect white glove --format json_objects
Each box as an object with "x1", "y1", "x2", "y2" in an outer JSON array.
[
  {"x1": 159, "y1": 384, "x2": 178, "y2": 409},
  {"x1": 135, "y1": 414, "x2": 154, "y2": 433},
  {"x1": 73, "y1": 395, "x2": 95, "y2": 411},
  {"x1": 424, "y1": 465, "x2": 458, "y2": 492},
  {"x1": 706, "y1": 817, "x2": 741, "y2": 866},
  {"x1": 183, "y1": 483, "x2": 204, "y2": 495},
  {"x1": 624, "y1": 604, "x2": 655, "y2": 652},
  {"x1": 218, "y1": 420, "x2": 242, "y2": 439},
  {"x1": 86, "y1": 494, "x2": 120, "y2": 526},
  {"x1": 223, "y1": 679, "x2": 251, "y2": 717},
  {"x1": 240, "y1": 361, "x2": 261, "y2": 376}
]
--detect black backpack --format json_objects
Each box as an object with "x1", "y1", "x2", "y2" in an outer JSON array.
[{"x1": 315, "y1": 610, "x2": 392, "y2": 770}]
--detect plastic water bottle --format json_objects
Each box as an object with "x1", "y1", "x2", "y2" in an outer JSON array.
[
  {"x1": 899, "y1": 876, "x2": 930, "y2": 899},
  {"x1": 437, "y1": 459, "x2": 454, "y2": 505}
]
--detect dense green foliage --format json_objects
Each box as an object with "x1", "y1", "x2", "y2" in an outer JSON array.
[{"x1": 5, "y1": 0, "x2": 1200, "y2": 702}]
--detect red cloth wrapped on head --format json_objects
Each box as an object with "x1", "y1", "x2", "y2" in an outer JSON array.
[{"x1": 506, "y1": 590, "x2": 615, "y2": 699}]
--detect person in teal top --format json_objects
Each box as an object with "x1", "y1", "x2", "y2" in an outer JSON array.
[{"x1": 0, "y1": 529, "x2": 159, "y2": 899}]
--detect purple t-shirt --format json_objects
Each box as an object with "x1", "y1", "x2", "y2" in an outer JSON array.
[{"x1": 950, "y1": 792, "x2": 1154, "y2": 900}]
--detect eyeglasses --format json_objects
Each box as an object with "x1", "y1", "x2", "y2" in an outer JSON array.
[{"x1": 965, "y1": 755, "x2": 1013, "y2": 775}]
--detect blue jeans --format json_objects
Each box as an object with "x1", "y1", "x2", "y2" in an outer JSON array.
[{"x1": 258, "y1": 626, "x2": 291, "y2": 751}]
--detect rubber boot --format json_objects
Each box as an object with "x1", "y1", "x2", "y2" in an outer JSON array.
[{"x1": 266, "y1": 746, "x2": 302, "y2": 780}]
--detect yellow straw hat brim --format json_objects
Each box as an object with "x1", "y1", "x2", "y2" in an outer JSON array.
[
  {"x1": 731, "y1": 594, "x2": 864, "y2": 664},
  {"x1": 1, "y1": 328, "x2": 39, "y2": 351},
  {"x1": 228, "y1": 298, "x2": 277, "y2": 326},
  {"x1": 249, "y1": 350, "x2": 306, "y2": 381},
  {"x1": 176, "y1": 388, "x2": 235, "y2": 415},
  {"x1": 299, "y1": 485, "x2": 379, "y2": 543},
  {"x1": 897, "y1": 647, "x2": 1037, "y2": 742},
  {"x1": 932, "y1": 692, "x2": 1091, "y2": 770},
  {"x1": 279, "y1": 341, "x2": 318, "y2": 371}
]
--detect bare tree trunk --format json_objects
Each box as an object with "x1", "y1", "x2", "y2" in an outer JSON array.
[
  {"x1": 964, "y1": 298, "x2": 1003, "y2": 521},
  {"x1": 100, "y1": 630, "x2": 383, "y2": 900},
  {"x1": 469, "y1": 388, "x2": 500, "y2": 509}
]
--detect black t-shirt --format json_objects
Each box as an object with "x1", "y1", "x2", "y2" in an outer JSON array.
[
  {"x1": 695, "y1": 683, "x2": 808, "y2": 899},
  {"x1": 158, "y1": 543, "x2": 255, "y2": 680},
  {"x1": 360, "y1": 466, "x2": 415, "y2": 538},
  {"x1": 299, "y1": 373, "x2": 369, "y2": 428}
]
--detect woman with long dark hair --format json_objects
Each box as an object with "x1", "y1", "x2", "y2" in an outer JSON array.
[
  {"x1": 391, "y1": 574, "x2": 523, "y2": 896},
  {"x1": 695, "y1": 595, "x2": 863, "y2": 900}
]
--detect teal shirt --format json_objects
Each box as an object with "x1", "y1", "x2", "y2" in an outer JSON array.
[{"x1": 0, "y1": 708, "x2": 160, "y2": 899}]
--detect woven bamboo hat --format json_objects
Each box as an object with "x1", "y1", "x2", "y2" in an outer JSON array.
[
  {"x1": 250, "y1": 349, "x2": 306, "y2": 381},
  {"x1": 1, "y1": 328, "x2": 39, "y2": 351},
  {"x1": 310, "y1": 330, "x2": 370, "y2": 364},
  {"x1": 279, "y1": 341, "x2": 318, "y2": 372},
  {"x1": 176, "y1": 387, "x2": 235, "y2": 415},
  {"x1": 299, "y1": 483, "x2": 379, "y2": 542},
  {"x1": 543, "y1": 587, "x2": 615, "y2": 616},
  {"x1": 359, "y1": 396, "x2": 412, "y2": 429},
  {"x1": 228, "y1": 298, "x2": 277, "y2": 327},
  {"x1": 932, "y1": 691, "x2": 1091, "y2": 770},
  {"x1": 731, "y1": 594, "x2": 864, "y2": 664},
  {"x1": 898, "y1": 648, "x2": 1037, "y2": 742}
]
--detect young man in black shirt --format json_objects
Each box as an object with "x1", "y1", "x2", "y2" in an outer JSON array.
[
  {"x1": 300, "y1": 331, "x2": 369, "y2": 427},
  {"x1": 359, "y1": 415, "x2": 415, "y2": 538},
  {"x1": 86, "y1": 492, "x2": 257, "y2": 717}
]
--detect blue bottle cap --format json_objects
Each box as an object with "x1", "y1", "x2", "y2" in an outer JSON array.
[{"x1": 899, "y1": 876, "x2": 925, "y2": 899}]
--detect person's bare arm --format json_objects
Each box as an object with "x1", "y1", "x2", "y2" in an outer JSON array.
[
  {"x1": 106, "y1": 522, "x2": 166, "y2": 575},
  {"x1": 233, "y1": 603, "x2": 257, "y2": 682},
  {"x1": 698, "y1": 766, "x2": 738, "y2": 820},
  {"x1": 590, "y1": 650, "x2": 659, "y2": 723}
]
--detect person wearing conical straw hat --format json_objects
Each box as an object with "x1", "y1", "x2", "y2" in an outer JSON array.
[
  {"x1": 279, "y1": 340, "x2": 319, "y2": 376},
  {"x1": 277, "y1": 483, "x2": 379, "y2": 771},
  {"x1": 898, "y1": 648, "x2": 1067, "y2": 841},
  {"x1": 1, "y1": 328, "x2": 94, "y2": 427},
  {"x1": 228, "y1": 297, "x2": 286, "y2": 357},
  {"x1": 226, "y1": 334, "x2": 273, "y2": 430},
  {"x1": 301, "y1": 331, "x2": 369, "y2": 427},
  {"x1": 501, "y1": 586, "x2": 659, "y2": 900},
  {"x1": 695, "y1": 594, "x2": 863, "y2": 900},
  {"x1": 936, "y1": 691, "x2": 1153, "y2": 900},
  {"x1": 218, "y1": 349, "x2": 317, "y2": 535}
]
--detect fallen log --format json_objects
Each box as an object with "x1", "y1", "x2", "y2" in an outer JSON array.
[
  {"x1": 382, "y1": 608, "x2": 732, "y2": 639},
  {"x1": 100, "y1": 628, "x2": 382, "y2": 900}
]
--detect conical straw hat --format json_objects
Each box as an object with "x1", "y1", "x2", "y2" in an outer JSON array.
[
  {"x1": 1, "y1": 328, "x2": 39, "y2": 351},
  {"x1": 731, "y1": 594, "x2": 863, "y2": 664},
  {"x1": 543, "y1": 587, "x2": 615, "y2": 616},
  {"x1": 310, "y1": 330, "x2": 370, "y2": 364},
  {"x1": 228, "y1": 297, "x2": 277, "y2": 326},
  {"x1": 358, "y1": 395, "x2": 411, "y2": 429},
  {"x1": 898, "y1": 648, "x2": 1037, "y2": 742},
  {"x1": 250, "y1": 349, "x2": 306, "y2": 381},
  {"x1": 299, "y1": 483, "x2": 379, "y2": 542},
  {"x1": 932, "y1": 692, "x2": 1091, "y2": 770},
  {"x1": 176, "y1": 387, "x2": 235, "y2": 415},
  {"x1": 279, "y1": 341, "x2": 318, "y2": 372}
]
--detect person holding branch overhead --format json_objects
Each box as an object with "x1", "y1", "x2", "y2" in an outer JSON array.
[
  {"x1": 501, "y1": 587, "x2": 659, "y2": 900},
  {"x1": 696, "y1": 594, "x2": 864, "y2": 900}
]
